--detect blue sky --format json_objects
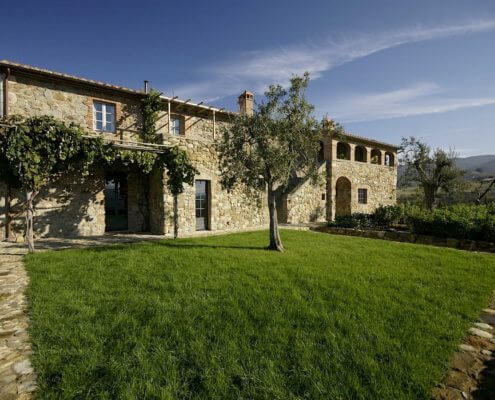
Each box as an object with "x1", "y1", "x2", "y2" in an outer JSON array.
[{"x1": 2, "y1": 0, "x2": 495, "y2": 156}]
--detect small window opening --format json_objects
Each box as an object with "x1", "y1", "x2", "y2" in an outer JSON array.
[{"x1": 358, "y1": 188, "x2": 368, "y2": 204}]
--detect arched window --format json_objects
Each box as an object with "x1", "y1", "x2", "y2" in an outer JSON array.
[
  {"x1": 336, "y1": 142, "x2": 350, "y2": 160},
  {"x1": 355, "y1": 146, "x2": 367, "y2": 162},
  {"x1": 385, "y1": 152, "x2": 395, "y2": 166},
  {"x1": 371, "y1": 149, "x2": 382, "y2": 165}
]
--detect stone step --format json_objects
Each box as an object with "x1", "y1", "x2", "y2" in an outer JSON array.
[
  {"x1": 474, "y1": 322, "x2": 493, "y2": 331},
  {"x1": 469, "y1": 327, "x2": 493, "y2": 340}
]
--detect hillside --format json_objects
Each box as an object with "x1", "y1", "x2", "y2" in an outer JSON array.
[{"x1": 398, "y1": 155, "x2": 495, "y2": 182}]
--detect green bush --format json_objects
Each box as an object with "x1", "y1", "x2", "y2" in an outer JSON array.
[
  {"x1": 372, "y1": 205, "x2": 405, "y2": 227},
  {"x1": 406, "y1": 204, "x2": 495, "y2": 242},
  {"x1": 329, "y1": 213, "x2": 374, "y2": 229},
  {"x1": 329, "y1": 204, "x2": 495, "y2": 242}
]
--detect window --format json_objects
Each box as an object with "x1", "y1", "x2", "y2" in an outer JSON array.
[
  {"x1": 371, "y1": 149, "x2": 382, "y2": 164},
  {"x1": 93, "y1": 101, "x2": 115, "y2": 133},
  {"x1": 171, "y1": 116, "x2": 183, "y2": 135},
  {"x1": 358, "y1": 188, "x2": 367, "y2": 204},
  {"x1": 195, "y1": 180, "x2": 209, "y2": 230},
  {"x1": 321, "y1": 193, "x2": 326, "y2": 200},
  {"x1": 385, "y1": 152, "x2": 395, "y2": 166},
  {"x1": 336, "y1": 142, "x2": 350, "y2": 160},
  {"x1": 355, "y1": 146, "x2": 367, "y2": 162}
]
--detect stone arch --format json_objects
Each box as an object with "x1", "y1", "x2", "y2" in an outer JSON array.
[
  {"x1": 355, "y1": 145, "x2": 367, "y2": 162},
  {"x1": 336, "y1": 142, "x2": 350, "y2": 160},
  {"x1": 385, "y1": 151, "x2": 395, "y2": 166},
  {"x1": 371, "y1": 149, "x2": 382, "y2": 164},
  {"x1": 335, "y1": 177, "x2": 352, "y2": 217}
]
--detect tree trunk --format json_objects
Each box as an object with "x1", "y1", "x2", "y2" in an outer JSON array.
[
  {"x1": 476, "y1": 178, "x2": 495, "y2": 205},
  {"x1": 25, "y1": 190, "x2": 35, "y2": 253},
  {"x1": 423, "y1": 185, "x2": 436, "y2": 211},
  {"x1": 5, "y1": 185, "x2": 14, "y2": 241},
  {"x1": 268, "y1": 186, "x2": 284, "y2": 252},
  {"x1": 173, "y1": 193, "x2": 179, "y2": 239}
]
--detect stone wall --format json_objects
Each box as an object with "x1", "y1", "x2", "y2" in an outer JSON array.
[
  {"x1": 0, "y1": 172, "x2": 106, "y2": 239},
  {"x1": 285, "y1": 164, "x2": 327, "y2": 223},
  {"x1": 331, "y1": 159, "x2": 397, "y2": 217},
  {"x1": 161, "y1": 135, "x2": 268, "y2": 236},
  {"x1": 1, "y1": 70, "x2": 268, "y2": 238},
  {"x1": 7, "y1": 73, "x2": 142, "y2": 142},
  {"x1": 282, "y1": 136, "x2": 397, "y2": 222}
]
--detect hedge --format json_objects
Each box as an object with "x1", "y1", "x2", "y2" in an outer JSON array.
[{"x1": 328, "y1": 204, "x2": 495, "y2": 242}]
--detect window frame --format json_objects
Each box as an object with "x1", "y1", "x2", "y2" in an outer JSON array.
[
  {"x1": 358, "y1": 188, "x2": 368, "y2": 204},
  {"x1": 93, "y1": 100, "x2": 116, "y2": 133},
  {"x1": 170, "y1": 115, "x2": 184, "y2": 136}
]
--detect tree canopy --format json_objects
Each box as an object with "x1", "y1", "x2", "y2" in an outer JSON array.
[
  {"x1": 399, "y1": 136, "x2": 465, "y2": 210},
  {"x1": 217, "y1": 73, "x2": 325, "y2": 251}
]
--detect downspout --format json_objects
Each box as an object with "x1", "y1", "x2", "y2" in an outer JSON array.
[{"x1": 3, "y1": 68, "x2": 13, "y2": 240}]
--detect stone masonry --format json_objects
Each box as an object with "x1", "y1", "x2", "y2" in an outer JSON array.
[
  {"x1": 282, "y1": 132, "x2": 397, "y2": 224},
  {"x1": 0, "y1": 61, "x2": 267, "y2": 239},
  {"x1": 0, "y1": 61, "x2": 396, "y2": 238},
  {"x1": 0, "y1": 247, "x2": 36, "y2": 399}
]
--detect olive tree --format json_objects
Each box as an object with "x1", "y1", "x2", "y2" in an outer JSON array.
[
  {"x1": 399, "y1": 136, "x2": 465, "y2": 210},
  {"x1": 217, "y1": 73, "x2": 323, "y2": 251}
]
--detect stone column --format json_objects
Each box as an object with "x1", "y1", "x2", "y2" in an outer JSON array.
[
  {"x1": 366, "y1": 147, "x2": 371, "y2": 163},
  {"x1": 349, "y1": 143, "x2": 356, "y2": 162}
]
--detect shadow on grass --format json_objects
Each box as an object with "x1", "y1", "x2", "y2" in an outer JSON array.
[
  {"x1": 154, "y1": 241, "x2": 267, "y2": 251},
  {"x1": 75, "y1": 241, "x2": 269, "y2": 254}
]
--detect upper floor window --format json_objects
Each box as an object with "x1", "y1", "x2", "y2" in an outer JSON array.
[
  {"x1": 171, "y1": 116, "x2": 183, "y2": 135},
  {"x1": 385, "y1": 152, "x2": 395, "y2": 167},
  {"x1": 336, "y1": 142, "x2": 350, "y2": 160},
  {"x1": 93, "y1": 101, "x2": 115, "y2": 133},
  {"x1": 355, "y1": 146, "x2": 367, "y2": 162}
]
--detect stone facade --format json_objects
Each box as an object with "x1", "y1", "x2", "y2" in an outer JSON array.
[
  {"x1": 0, "y1": 61, "x2": 396, "y2": 239},
  {"x1": 281, "y1": 134, "x2": 397, "y2": 223},
  {"x1": 0, "y1": 61, "x2": 267, "y2": 239}
]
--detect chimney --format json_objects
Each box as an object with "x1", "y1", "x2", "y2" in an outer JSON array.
[
  {"x1": 143, "y1": 80, "x2": 149, "y2": 94},
  {"x1": 238, "y1": 90, "x2": 254, "y2": 116}
]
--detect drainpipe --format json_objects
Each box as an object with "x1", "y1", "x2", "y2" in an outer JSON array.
[{"x1": 2, "y1": 68, "x2": 13, "y2": 240}]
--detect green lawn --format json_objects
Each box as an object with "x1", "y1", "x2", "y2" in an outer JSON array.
[{"x1": 25, "y1": 230, "x2": 495, "y2": 400}]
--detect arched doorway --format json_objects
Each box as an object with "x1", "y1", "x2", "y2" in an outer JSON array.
[{"x1": 335, "y1": 177, "x2": 351, "y2": 217}]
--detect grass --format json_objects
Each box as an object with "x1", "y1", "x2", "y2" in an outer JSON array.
[{"x1": 25, "y1": 230, "x2": 495, "y2": 400}]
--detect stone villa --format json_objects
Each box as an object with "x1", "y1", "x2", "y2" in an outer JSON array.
[{"x1": 0, "y1": 61, "x2": 397, "y2": 239}]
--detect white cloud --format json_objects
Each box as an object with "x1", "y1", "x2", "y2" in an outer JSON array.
[
  {"x1": 324, "y1": 83, "x2": 495, "y2": 122},
  {"x1": 170, "y1": 19, "x2": 495, "y2": 101}
]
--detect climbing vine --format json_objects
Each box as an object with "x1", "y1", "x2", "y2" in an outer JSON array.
[
  {"x1": 140, "y1": 89, "x2": 162, "y2": 143},
  {"x1": 0, "y1": 114, "x2": 197, "y2": 251}
]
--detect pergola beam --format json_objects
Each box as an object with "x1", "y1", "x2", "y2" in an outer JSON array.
[{"x1": 82, "y1": 135, "x2": 170, "y2": 154}]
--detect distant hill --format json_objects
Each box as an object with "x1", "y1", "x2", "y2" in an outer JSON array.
[
  {"x1": 398, "y1": 155, "x2": 495, "y2": 183},
  {"x1": 454, "y1": 155, "x2": 495, "y2": 179}
]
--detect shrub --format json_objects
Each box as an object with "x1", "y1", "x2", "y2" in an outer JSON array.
[
  {"x1": 330, "y1": 213, "x2": 374, "y2": 229},
  {"x1": 406, "y1": 204, "x2": 495, "y2": 242},
  {"x1": 372, "y1": 205, "x2": 404, "y2": 228},
  {"x1": 329, "y1": 204, "x2": 495, "y2": 242}
]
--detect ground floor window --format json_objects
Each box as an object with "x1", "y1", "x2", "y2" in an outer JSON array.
[
  {"x1": 195, "y1": 180, "x2": 210, "y2": 231},
  {"x1": 358, "y1": 188, "x2": 368, "y2": 204}
]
